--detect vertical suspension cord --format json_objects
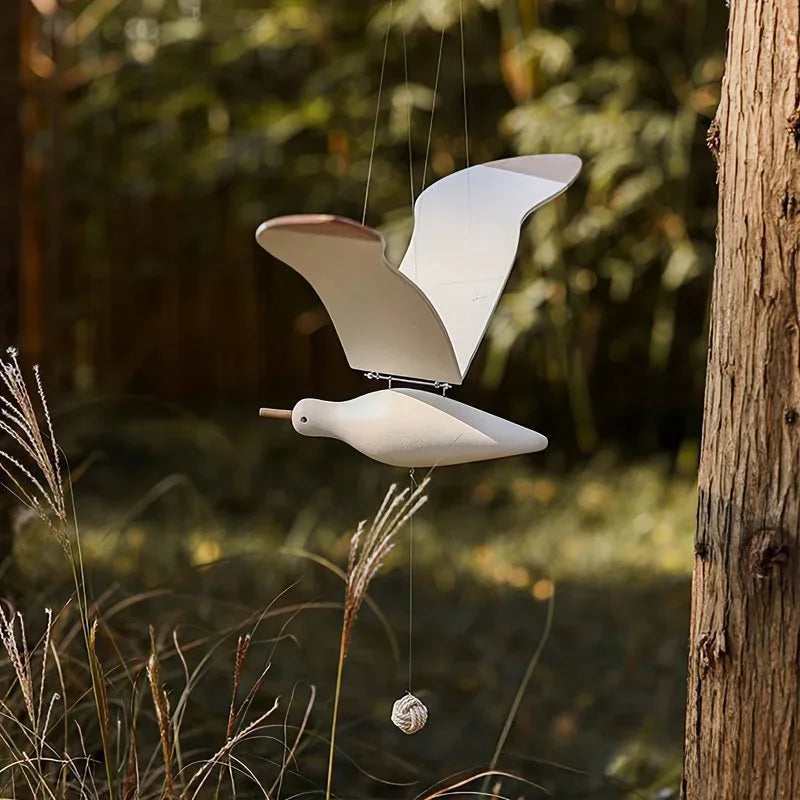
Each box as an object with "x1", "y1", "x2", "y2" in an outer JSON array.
[
  {"x1": 459, "y1": 0, "x2": 470, "y2": 169},
  {"x1": 363, "y1": 1, "x2": 395, "y2": 226},
  {"x1": 407, "y1": 467, "x2": 416, "y2": 691},
  {"x1": 413, "y1": 26, "x2": 445, "y2": 282},
  {"x1": 392, "y1": 472, "x2": 428, "y2": 735},
  {"x1": 402, "y1": 25, "x2": 415, "y2": 208},
  {"x1": 459, "y1": 0, "x2": 472, "y2": 231},
  {"x1": 421, "y1": 27, "x2": 446, "y2": 194}
]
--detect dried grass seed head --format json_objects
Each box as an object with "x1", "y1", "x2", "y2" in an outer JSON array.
[
  {"x1": 0, "y1": 349, "x2": 67, "y2": 537},
  {"x1": 343, "y1": 478, "x2": 429, "y2": 645}
]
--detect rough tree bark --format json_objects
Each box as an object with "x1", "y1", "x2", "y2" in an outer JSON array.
[
  {"x1": 0, "y1": 0, "x2": 22, "y2": 570},
  {"x1": 682, "y1": 2, "x2": 800, "y2": 799}
]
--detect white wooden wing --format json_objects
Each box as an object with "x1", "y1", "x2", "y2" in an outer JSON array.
[
  {"x1": 255, "y1": 215, "x2": 462, "y2": 383},
  {"x1": 255, "y1": 154, "x2": 581, "y2": 385}
]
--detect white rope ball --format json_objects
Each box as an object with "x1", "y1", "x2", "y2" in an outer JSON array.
[{"x1": 391, "y1": 693, "x2": 428, "y2": 734}]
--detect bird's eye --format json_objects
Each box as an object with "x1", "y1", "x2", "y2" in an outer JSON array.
[{"x1": 300, "y1": 416, "x2": 308, "y2": 424}]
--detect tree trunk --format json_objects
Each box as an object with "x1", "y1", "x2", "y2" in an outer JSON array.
[
  {"x1": 682, "y1": 2, "x2": 800, "y2": 799},
  {"x1": 0, "y1": 0, "x2": 22, "y2": 571}
]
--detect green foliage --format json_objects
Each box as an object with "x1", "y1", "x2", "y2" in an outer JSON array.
[{"x1": 40, "y1": 0, "x2": 725, "y2": 453}]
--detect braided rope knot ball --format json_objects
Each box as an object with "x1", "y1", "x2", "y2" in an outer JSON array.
[{"x1": 391, "y1": 693, "x2": 428, "y2": 734}]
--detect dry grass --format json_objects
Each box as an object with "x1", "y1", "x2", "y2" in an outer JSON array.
[
  {"x1": 327, "y1": 478, "x2": 429, "y2": 800},
  {"x1": 1, "y1": 352, "x2": 573, "y2": 799},
  {"x1": 1, "y1": 346, "x2": 119, "y2": 794},
  {"x1": 0, "y1": 348, "x2": 66, "y2": 542},
  {"x1": 0, "y1": 597, "x2": 291, "y2": 798},
  {"x1": 0, "y1": 353, "x2": 291, "y2": 798},
  {"x1": 1, "y1": 352, "x2": 445, "y2": 799}
]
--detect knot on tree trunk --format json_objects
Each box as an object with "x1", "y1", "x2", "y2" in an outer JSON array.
[
  {"x1": 788, "y1": 109, "x2": 800, "y2": 148},
  {"x1": 694, "y1": 540, "x2": 710, "y2": 561},
  {"x1": 698, "y1": 629, "x2": 727, "y2": 675},
  {"x1": 706, "y1": 118, "x2": 721, "y2": 163},
  {"x1": 780, "y1": 195, "x2": 799, "y2": 221},
  {"x1": 746, "y1": 528, "x2": 789, "y2": 579}
]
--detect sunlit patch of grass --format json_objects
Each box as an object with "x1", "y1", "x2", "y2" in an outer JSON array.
[
  {"x1": 442, "y1": 457, "x2": 697, "y2": 589},
  {"x1": 15, "y1": 452, "x2": 696, "y2": 596}
]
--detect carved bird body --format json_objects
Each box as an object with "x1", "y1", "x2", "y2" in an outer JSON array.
[
  {"x1": 260, "y1": 389, "x2": 547, "y2": 468},
  {"x1": 256, "y1": 154, "x2": 581, "y2": 467}
]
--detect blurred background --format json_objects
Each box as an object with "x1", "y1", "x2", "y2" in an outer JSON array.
[{"x1": 1, "y1": 0, "x2": 727, "y2": 797}]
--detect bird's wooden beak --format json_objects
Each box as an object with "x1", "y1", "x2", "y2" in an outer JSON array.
[{"x1": 259, "y1": 407, "x2": 293, "y2": 420}]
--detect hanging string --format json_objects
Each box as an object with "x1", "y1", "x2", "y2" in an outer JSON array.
[
  {"x1": 363, "y1": 1, "x2": 395, "y2": 226},
  {"x1": 402, "y1": 26, "x2": 415, "y2": 209},
  {"x1": 421, "y1": 26, "x2": 446, "y2": 194},
  {"x1": 411, "y1": 25, "x2": 445, "y2": 282},
  {"x1": 459, "y1": 0, "x2": 472, "y2": 231},
  {"x1": 407, "y1": 467, "x2": 416, "y2": 690},
  {"x1": 459, "y1": 0, "x2": 470, "y2": 170},
  {"x1": 391, "y1": 466, "x2": 428, "y2": 735}
]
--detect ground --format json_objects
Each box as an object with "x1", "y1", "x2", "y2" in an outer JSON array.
[{"x1": 7, "y1": 401, "x2": 696, "y2": 798}]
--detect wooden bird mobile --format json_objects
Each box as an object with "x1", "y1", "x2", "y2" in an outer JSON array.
[{"x1": 257, "y1": 154, "x2": 581, "y2": 468}]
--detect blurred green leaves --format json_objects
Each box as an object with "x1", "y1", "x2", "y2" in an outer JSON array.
[{"x1": 37, "y1": 0, "x2": 725, "y2": 453}]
